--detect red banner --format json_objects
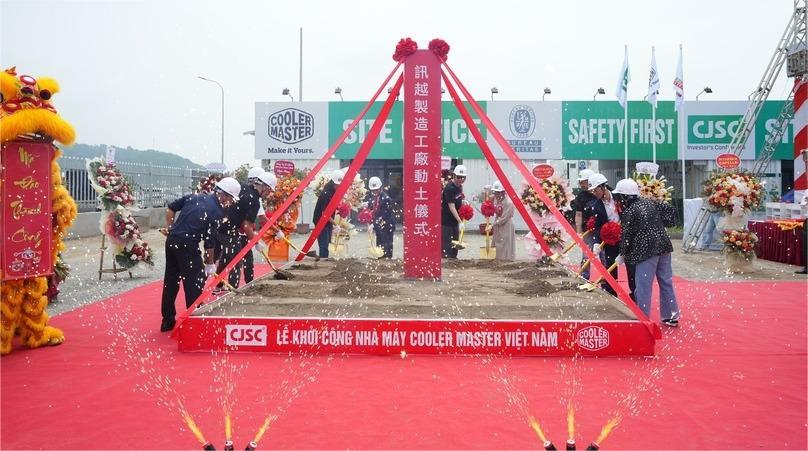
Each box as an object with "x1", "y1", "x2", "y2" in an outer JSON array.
[
  {"x1": 403, "y1": 50, "x2": 442, "y2": 279},
  {"x1": 1, "y1": 141, "x2": 53, "y2": 280},
  {"x1": 178, "y1": 316, "x2": 655, "y2": 356},
  {"x1": 532, "y1": 163, "x2": 555, "y2": 179},
  {"x1": 273, "y1": 160, "x2": 295, "y2": 177},
  {"x1": 716, "y1": 153, "x2": 741, "y2": 169}
]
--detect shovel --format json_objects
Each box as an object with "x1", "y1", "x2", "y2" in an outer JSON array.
[
  {"x1": 479, "y1": 219, "x2": 495, "y2": 259},
  {"x1": 451, "y1": 221, "x2": 468, "y2": 249},
  {"x1": 550, "y1": 230, "x2": 590, "y2": 262},
  {"x1": 281, "y1": 235, "x2": 319, "y2": 261},
  {"x1": 367, "y1": 228, "x2": 385, "y2": 258},
  {"x1": 328, "y1": 231, "x2": 347, "y2": 257},
  {"x1": 259, "y1": 249, "x2": 294, "y2": 280},
  {"x1": 578, "y1": 260, "x2": 620, "y2": 291}
]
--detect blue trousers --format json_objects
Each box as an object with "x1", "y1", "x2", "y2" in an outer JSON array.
[
  {"x1": 635, "y1": 253, "x2": 680, "y2": 321},
  {"x1": 318, "y1": 223, "x2": 333, "y2": 259},
  {"x1": 698, "y1": 211, "x2": 722, "y2": 251}
]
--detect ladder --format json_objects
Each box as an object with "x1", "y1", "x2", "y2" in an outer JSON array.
[{"x1": 683, "y1": 0, "x2": 807, "y2": 252}]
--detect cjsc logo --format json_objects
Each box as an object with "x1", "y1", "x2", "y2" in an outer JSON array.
[
  {"x1": 225, "y1": 324, "x2": 267, "y2": 347},
  {"x1": 268, "y1": 108, "x2": 314, "y2": 144},
  {"x1": 509, "y1": 105, "x2": 535, "y2": 138},
  {"x1": 688, "y1": 115, "x2": 741, "y2": 144},
  {"x1": 576, "y1": 325, "x2": 609, "y2": 351}
]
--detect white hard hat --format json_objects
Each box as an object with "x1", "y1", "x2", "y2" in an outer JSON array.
[
  {"x1": 587, "y1": 173, "x2": 608, "y2": 191},
  {"x1": 332, "y1": 169, "x2": 344, "y2": 184},
  {"x1": 369, "y1": 176, "x2": 382, "y2": 190},
  {"x1": 453, "y1": 164, "x2": 467, "y2": 177},
  {"x1": 257, "y1": 171, "x2": 277, "y2": 190},
  {"x1": 578, "y1": 169, "x2": 594, "y2": 181},
  {"x1": 247, "y1": 166, "x2": 264, "y2": 180},
  {"x1": 215, "y1": 177, "x2": 241, "y2": 201},
  {"x1": 492, "y1": 181, "x2": 505, "y2": 192},
  {"x1": 612, "y1": 178, "x2": 640, "y2": 196}
]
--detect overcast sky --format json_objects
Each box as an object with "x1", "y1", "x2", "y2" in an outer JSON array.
[{"x1": 0, "y1": 0, "x2": 795, "y2": 168}]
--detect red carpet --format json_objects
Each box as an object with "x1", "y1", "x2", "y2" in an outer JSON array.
[{"x1": 1, "y1": 266, "x2": 806, "y2": 450}]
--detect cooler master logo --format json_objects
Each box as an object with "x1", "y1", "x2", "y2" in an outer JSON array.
[
  {"x1": 268, "y1": 108, "x2": 314, "y2": 144},
  {"x1": 509, "y1": 105, "x2": 535, "y2": 138},
  {"x1": 576, "y1": 325, "x2": 609, "y2": 351},
  {"x1": 225, "y1": 324, "x2": 268, "y2": 347}
]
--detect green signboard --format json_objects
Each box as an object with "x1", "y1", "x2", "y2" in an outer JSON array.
[
  {"x1": 330, "y1": 101, "x2": 487, "y2": 159},
  {"x1": 562, "y1": 101, "x2": 679, "y2": 160},
  {"x1": 756, "y1": 101, "x2": 793, "y2": 160}
]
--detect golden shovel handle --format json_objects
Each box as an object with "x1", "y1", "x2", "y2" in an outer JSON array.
[{"x1": 551, "y1": 230, "x2": 591, "y2": 261}]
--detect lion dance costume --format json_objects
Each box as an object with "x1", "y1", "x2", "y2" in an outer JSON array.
[{"x1": 1, "y1": 67, "x2": 77, "y2": 355}]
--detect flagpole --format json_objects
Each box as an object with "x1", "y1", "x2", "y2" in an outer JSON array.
[
  {"x1": 652, "y1": 104, "x2": 657, "y2": 163},
  {"x1": 624, "y1": 45, "x2": 629, "y2": 177},
  {"x1": 679, "y1": 44, "x2": 686, "y2": 201}
]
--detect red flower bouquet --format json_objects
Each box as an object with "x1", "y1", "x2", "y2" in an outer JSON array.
[
  {"x1": 600, "y1": 221, "x2": 622, "y2": 246},
  {"x1": 586, "y1": 216, "x2": 596, "y2": 232},
  {"x1": 481, "y1": 199, "x2": 496, "y2": 218},
  {"x1": 337, "y1": 202, "x2": 352, "y2": 219},
  {"x1": 358, "y1": 208, "x2": 374, "y2": 225},
  {"x1": 459, "y1": 204, "x2": 474, "y2": 221}
]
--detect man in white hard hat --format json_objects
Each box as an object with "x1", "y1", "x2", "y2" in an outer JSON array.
[
  {"x1": 312, "y1": 169, "x2": 343, "y2": 259},
  {"x1": 441, "y1": 164, "x2": 467, "y2": 259},
  {"x1": 364, "y1": 176, "x2": 395, "y2": 258},
  {"x1": 617, "y1": 178, "x2": 680, "y2": 327},
  {"x1": 586, "y1": 173, "x2": 620, "y2": 295},
  {"x1": 572, "y1": 168, "x2": 597, "y2": 278},
  {"x1": 159, "y1": 177, "x2": 238, "y2": 332}
]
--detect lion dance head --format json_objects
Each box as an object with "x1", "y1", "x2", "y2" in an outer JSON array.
[{"x1": 1, "y1": 66, "x2": 75, "y2": 145}]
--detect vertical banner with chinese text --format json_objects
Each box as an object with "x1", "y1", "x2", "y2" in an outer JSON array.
[
  {"x1": 1, "y1": 141, "x2": 53, "y2": 280},
  {"x1": 403, "y1": 50, "x2": 442, "y2": 279}
]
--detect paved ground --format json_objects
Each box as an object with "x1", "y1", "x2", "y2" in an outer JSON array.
[{"x1": 50, "y1": 228, "x2": 806, "y2": 317}]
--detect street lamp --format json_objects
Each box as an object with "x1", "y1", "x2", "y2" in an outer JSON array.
[
  {"x1": 197, "y1": 76, "x2": 224, "y2": 165},
  {"x1": 335, "y1": 87, "x2": 343, "y2": 101},
  {"x1": 696, "y1": 86, "x2": 713, "y2": 101},
  {"x1": 282, "y1": 88, "x2": 295, "y2": 101},
  {"x1": 593, "y1": 87, "x2": 605, "y2": 101},
  {"x1": 491, "y1": 87, "x2": 498, "y2": 101},
  {"x1": 542, "y1": 87, "x2": 552, "y2": 101}
]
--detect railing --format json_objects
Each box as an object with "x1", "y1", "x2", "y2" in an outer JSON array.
[{"x1": 59, "y1": 156, "x2": 215, "y2": 212}]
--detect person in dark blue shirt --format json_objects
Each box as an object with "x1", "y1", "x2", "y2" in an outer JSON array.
[
  {"x1": 586, "y1": 173, "x2": 620, "y2": 296},
  {"x1": 312, "y1": 169, "x2": 342, "y2": 259},
  {"x1": 159, "y1": 177, "x2": 239, "y2": 332},
  {"x1": 364, "y1": 176, "x2": 395, "y2": 258}
]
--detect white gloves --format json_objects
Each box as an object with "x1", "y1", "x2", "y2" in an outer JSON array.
[
  {"x1": 361, "y1": 202, "x2": 369, "y2": 209},
  {"x1": 592, "y1": 243, "x2": 602, "y2": 255},
  {"x1": 333, "y1": 225, "x2": 342, "y2": 236},
  {"x1": 459, "y1": 222, "x2": 466, "y2": 231},
  {"x1": 204, "y1": 264, "x2": 216, "y2": 277},
  {"x1": 256, "y1": 240, "x2": 268, "y2": 253},
  {"x1": 367, "y1": 224, "x2": 374, "y2": 232},
  {"x1": 615, "y1": 254, "x2": 625, "y2": 265},
  {"x1": 275, "y1": 230, "x2": 286, "y2": 240}
]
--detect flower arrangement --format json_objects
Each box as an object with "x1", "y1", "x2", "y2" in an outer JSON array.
[
  {"x1": 358, "y1": 208, "x2": 374, "y2": 225},
  {"x1": 600, "y1": 221, "x2": 622, "y2": 246},
  {"x1": 428, "y1": 38, "x2": 450, "y2": 61},
  {"x1": 393, "y1": 37, "x2": 418, "y2": 61},
  {"x1": 721, "y1": 229, "x2": 758, "y2": 259},
  {"x1": 115, "y1": 238, "x2": 154, "y2": 268},
  {"x1": 540, "y1": 226, "x2": 564, "y2": 247},
  {"x1": 196, "y1": 173, "x2": 222, "y2": 194},
  {"x1": 702, "y1": 170, "x2": 764, "y2": 217},
  {"x1": 310, "y1": 173, "x2": 330, "y2": 197},
  {"x1": 104, "y1": 208, "x2": 141, "y2": 247},
  {"x1": 481, "y1": 199, "x2": 496, "y2": 218},
  {"x1": 86, "y1": 158, "x2": 135, "y2": 210},
  {"x1": 459, "y1": 204, "x2": 474, "y2": 221},
  {"x1": 346, "y1": 173, "x2": 367, "y2": 209},
  {"x1": 586, "y1": 216, "x2": 596, "y2": 232},
  {"x1": 521, "y1": 176, "x2": 573, "y2": 216},
  {"x1": 261, "y1": 174, "x2": 304, "y2": 246},
  {"x1": 634, "y1": 172, "x2": 673, "y2": 203}
]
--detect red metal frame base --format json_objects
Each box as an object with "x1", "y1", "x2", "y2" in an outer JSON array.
[{"x1": 177, "y1": 316, "x2": 656, "y2": 356}]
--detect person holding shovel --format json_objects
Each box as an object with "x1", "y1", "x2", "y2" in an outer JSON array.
[
  {"x1": 488, "y1": 181, "x2": 515, "y2": 261},
  {"x1": 365, "y1": 176, "x2": 395, "y2": 259},
  {"x1": 441, "y1": 165, "x2": 467, "y2": 259},
  {"x1": 313, "y1": 169, "x2": 343, "y2": 260}
]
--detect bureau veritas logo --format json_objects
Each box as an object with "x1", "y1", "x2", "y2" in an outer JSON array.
[
  {"x1": 225, "y1": 324, "x2": 268, "y2": 347},
  {"x1": 576, "y1": 325, "x2": 609, "y2": 351},
  {"x1": 268, "y1": 108, "x2": 314, "y2": 144}
]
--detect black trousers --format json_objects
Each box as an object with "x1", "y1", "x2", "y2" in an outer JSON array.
[
  {"x1": 599, "y1": 243, "x2": 621, "y2": 296},
  {"x1": 216, "y1": 232, "x2": 245, "y2": 288},
  {"x1": 442, "y1": 223, "x2": 459, "y2": 258},
  {"x1": 161, "y1": 236, "x2": 204, "y2": 322},
  {"x1": 626, "y1": 262, "x2": 637, "y2": 302},
  {"x1": 375, "y1": 225, "x2": 394, "y2": 258},
  {"x1": 243, "y1": 236, "x2": 255, "y2": 283},
  {"x1": 318, "y1": 223, "x2": 333, "y2": 258}
]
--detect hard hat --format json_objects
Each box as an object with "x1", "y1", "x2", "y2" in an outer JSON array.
[
  {"x1": 257, "y1": 171, "x2": 277, "y2": 190},
  {"x1": 369, "y1": 176, "x2": 382, "y2": 190},
  {"x1": 332, "y1": 169, "x2": 344, "y2": 184},
  {"x1": 492, "y1": 181, "x2": 505, "y2": 192},
  {"x1": 453, "y1": 165, "x2": 467, "y2": 177},
  {"x1": 612, "y1": 178, "x2": 640, "y2": 196},
  {"x1": 587, "y1": 173, "x2": 608, "y2": 191},
  {"x1": 215, "y1": 177, "x2": 241, "y2": 201},
  {"x1": 247, "y1": 166, "x2": 264, "y2": 180},
  {"x1": 578, "y1": 169, "x2": 594, "y2": 181}
]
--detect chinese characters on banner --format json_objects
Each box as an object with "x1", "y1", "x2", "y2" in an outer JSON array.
[
  {"x1": 403, "y1": 50, "x2": 442, "y2": 279},
  {"x1": 1, "y1": 141, "x2": 53, "y2": 280}
]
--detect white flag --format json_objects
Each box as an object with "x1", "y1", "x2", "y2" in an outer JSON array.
[
  {"x1": 673, "y1": 45, "x2": 684, "y2": 112},
  {"x1": 647, "y1": 46, "x2": 660, "y2": 108},
  {"x1": 616, "y1": 46, "x2": 630, "y2": 109}
]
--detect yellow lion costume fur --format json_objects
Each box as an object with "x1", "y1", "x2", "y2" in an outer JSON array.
[{"x1": 1, "y1": 67, "x2": 77, "y2": 355}]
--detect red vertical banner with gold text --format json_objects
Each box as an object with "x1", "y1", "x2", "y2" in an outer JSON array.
[
  {"x1": 403, "y1": 50, "x2": 442, "y2": 279},
  {"x1": 0, "y1": 141, "x2": 53, "y2": 280}
]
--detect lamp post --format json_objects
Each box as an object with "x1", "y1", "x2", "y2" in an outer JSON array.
[
  {"x1": 593, "y1": 87, "x2": 605, "y2": 101},
  {"x1": 197, "y1": 76, "x2": 224, "y2": 165},
  {"x1": 696, "y1": 86, "x2": 713, "y2": 101},
  {"x1": 283, "y1": 88, "x2": 295, "y2": 101},
  {"x1": 491, "y1": 87, "x2": 498, "y2": 101},
  {"x1": 335, "y1": 87, "x2": 343, "y2": 101},
  {"x1": 542, "y1": 87, "x2": 552, "y2": 101}
]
